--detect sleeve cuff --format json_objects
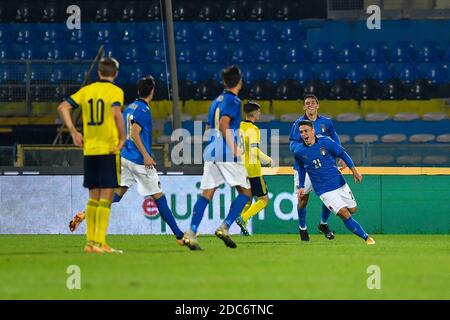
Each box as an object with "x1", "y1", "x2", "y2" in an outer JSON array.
[
  {"x1": 112, "y1": 101, "x2": 122, "y2": 107},
  {"x1": 65, "y1": 97, "x2": 79, "y2": 109}
]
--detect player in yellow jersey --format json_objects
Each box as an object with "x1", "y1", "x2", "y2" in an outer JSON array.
[
  {"x1": 57, "y1": 57, "x2": 126, "y2": 254},
  {"x1": 235, "y1": 101, "x2": 273, "y2": 235}
]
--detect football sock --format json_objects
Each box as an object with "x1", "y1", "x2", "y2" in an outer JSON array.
[
  {"x1": 154, "y1": 195, "x2": 184, "y2": 239},
  {"x1": 240, "y1": 202, "x2": 251, "y2": 219},
  {"x1": 95, "y1": 199, "x2": 111, "y2": 245},
  {"x1": 112, "y1": 193, "x2": 122, "y2": 203},
  {"x1": 85, "y1": 199, "x2": 98, "y2": 243},
  {"x1": 297, "y1": 207, "x2": 307, "y2": 229},
  {"x1": 242, "y1": 199, "x2": 267, "y2": 222},
  {"x1": 190, "y1": 195, "x2": 209, "y2": 234},
  {"x1": 321, "y1": 204, "x2": 331, "y2": 224},
  {"x1": 343, "y1": 217, "x2": 369, "y2": 240},
  {"x1": 224, "y1": 194, "x2": 251, "y2": 228}
]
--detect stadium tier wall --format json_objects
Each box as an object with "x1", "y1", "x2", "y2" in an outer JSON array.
[{"x1": 0, "y1": 169, "x2": 448, "y2": 234}]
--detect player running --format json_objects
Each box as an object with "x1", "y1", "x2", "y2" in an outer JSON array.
[
  {"x1": 235, "y1": 101, "x2": 273, "y2": 236},
  {"x1": 289, "y1": 94, "x2": 346, "y2": 241},
  {"x1": 183, "y1": 65, "x2": 252, "y2": 250},
  {"x1": 291, "y1": 120, "x2": 375, "y2": 245},
  {"x1": 69, "y1": 76, "x2": 185, "y2": 246}
]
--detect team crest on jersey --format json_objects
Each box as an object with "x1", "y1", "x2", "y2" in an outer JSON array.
[
  {"x1": 217, "y1": 95, "x2": 224, "y2": 102},
  {"x1": 320, "y1": 147, "x2": 327, "y2": 156},
  {"x1": 320, "y1": 125, "x2": 326, "y2": 133}
]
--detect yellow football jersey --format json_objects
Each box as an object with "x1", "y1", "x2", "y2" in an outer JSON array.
[
  {"x1": 240, "y1": 120, "x2": 271, "y2": 178},
  {"x1": 67, "y1": 80, "x2": 124, "y2": 156}
]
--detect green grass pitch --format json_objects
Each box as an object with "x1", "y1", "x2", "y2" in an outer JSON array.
[{"x1": 0, "y1": 234, "x2": 449, "y2": 300}]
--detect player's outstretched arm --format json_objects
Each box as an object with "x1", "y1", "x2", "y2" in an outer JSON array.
[{"x1": 57, "y1": 101, "x2": 83, "y2": 147}]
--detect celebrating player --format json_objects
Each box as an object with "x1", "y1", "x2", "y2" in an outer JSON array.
[
  {"x1": 58, "y1": 57, "x2": 126, "y2": 253},
  {"x1": 69, "y1": 76, "x2": 185, "y2": 246},
  {"x1": 183, "y1": 65, "x2": 252, "y2": 250},
  {"x1": 291, "y1": 120, "x2": 375, "y2": 245},
  {"x1": 289, "y1": 94, "x2": 345, "y2": 241},
  {"x1": 235, "y1": 101, "x2": 273, "y2": 236}
]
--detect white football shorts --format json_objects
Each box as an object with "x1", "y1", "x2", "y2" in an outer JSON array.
[
  {"x1": 200, "y1": 161, "x2": 250, "y2": 190},
  {"x1": 319, "y1": 183, "x2": 357, "y2": 214},
  {"x1": 293, "y1": 170, "x2": 313, "y2": 194},
  {"x1": 120, "y1": 157, "x2": 163, "y2": 196}
]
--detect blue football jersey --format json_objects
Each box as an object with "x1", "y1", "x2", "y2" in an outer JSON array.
[
  {"x1": 121, "y1": 99, "x2": 153, "y2": 165},
  {"x1": 204, "y1": 91, "x2": 242, "y2": 162},
  {"x1": 289, "y1": 115, "x2": 340, "y2": 172},
  {"x1": 291, "y1": 136, "x2": 354, "y2": 196}
]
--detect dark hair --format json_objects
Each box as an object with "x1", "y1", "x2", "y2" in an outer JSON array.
[
  {"x1": 243, "y1": 101, "x2": 261, "y2": 114},
  {"x1": 98, "y1": 57, "x2": 119, "y2": 77},
  {"x1": 137, "y1": 76, "x2": 155, "y2": 98},
  {"x1": 304, "y1": 94, "x2": 319, "y2": 104},
  {"x1": 221, "y1": 65, "x2": 242, "y2": 88},
  {"x1": 299, "y1": 120, "x2": 314, "y2": 128}
]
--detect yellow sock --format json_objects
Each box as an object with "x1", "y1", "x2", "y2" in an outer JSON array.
[
  {"x1": 94, "y1": 199, "x2": 111, "y2": 246},
  {"x1": 240, "y1": 202, "x2": 251, "y2": 218},
  {"x1": 242, "y1": 199, "x2": 268, "y2": 222},
  {"x1": 85, "y1": 199, "x2": 99, "y2": 243}
]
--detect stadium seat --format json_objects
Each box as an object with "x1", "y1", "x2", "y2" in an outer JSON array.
[
  {"x1": 353, "y1": 134, "x2": 379, "y2": 143},
  {"x1": 94, "y1": 26, "x2": 112, "y2": 43},
  {"x1": 417, "y1": 41, "x2": 442, "y2": 63},
  {"x1": 396, "y1": 155, "x2": 422, "y2": 165},
  {"x1": 390, "y1": 41, "x2": 415, "y2": 63},
  {"x1": 338, "y1": 134, "x2": 351, "y2": 144},
  {"x1": 176, "y1": 45, "x2": 197, "y2": 63},
  {"x1": 366, "y1": 63, "x2": 393, "y2": 84},
  {"x1": 370, "y1": 155, "x2": 395, "y2": 165},
  {"x1": 16, "y1": 28, "x2": 32, "y2": 44},
  {"x1": 175, "y1": 24, "x2": 194, "y2": 44},
  {"x1": 355, "y1": 79, "x2": 381, "y2": 100},
  {"x1": 365, "y1": 113, "x2": 390, "y2": 122},
  {"x1": 95, "y1": 2, "x2": 114, "y2": 22},
  {"x1": 253, "y1": 24, "x2": 275, "y2": 43},
  {"x1": 224, "y1": 1, "x2": 248, "y2": 21},
  {"x1": 145, "y1": 23, "x2": 163, "y2": 43},
  {"x1": 257, "y1": 47, "x2": 279, "y2": 63},
  {"x1": 40, "y1": 26, "x2": 59, "y2": 44},
  {"x1": 194, "y1": 80, "x2": 221, "y2": 100},
  {"x1": 67, "y1": 29, "x2": 85, "y2": 44},
  {"x1": 119, "y1": 1, "x2": 139, "y2": 22},
  {"x1": 275, "y1": 1, "x2": 300, "y2": 20},
  {"x1": 381, "y1": 134, "x2": 407, "y2": 143},
  {"x1": 225, "y1": 24, "x2": 248, "y2": 43},
  {"x1": 274, "y1": 79, "x2": 302, "y2": 99},
  {"x1": 241, "y1": 64, "x2": 262, "y2": 85},
  {"x1": 198, "y1": 2, "x2": 220, "y2": 21},
  {"x1": 422, "y1": 156, "x2": 449, "y2": 166},
  {"x1": 329, "y1": 79, "x2": 354, "y2": 100},
  {"x1": 199, "y1": 24, "x2": 222, "y2": 43},
  {"x1": 336, "y1": 113, "x2": 361, "y2": 122},
  {"x1": 248, "y1": 80, "x2": 274, "y2": 100},
  {"x1": 249, "y1": 0, "x2": 271, "y2": 21},
  {"x1": 436, "y1": 134, "x2": 450, "y2": 143},
  {"x1": 407, "y1": 79, "x2": 431, "y2": 100},
  {"x1": 288, "y1": 64, "x2": 314, "y2": 84},
  {"x1": 318, "y1": 65, "x2": 340, "y2": 85},
  {"x1": 231, "y1": 46, "x2": 255, "y2": 63},
  {"x1": 381, "y1": 79, "x2": 406, "y2": 100},
  {"x1": 345, "y1": 64, "x2": 366, "y2": 84},
  {"x1": 303, "y1": 79, "x2": 328, "y2": 100},
  {"x1": 393, "y1": 112, "x2": 420, "y2": 121},
  {"x1": 278, "y1": 23, "x2": 305, "y2": 42},
  {"x1": 409, "y1": 134, "x2": 435, "y2": 143},
  {"x1": 364, "y1": 42, "x2": 389, "y2": 63},
  {"x1": 337, "y1": 42, "x2": 362, "y2": 63},
  {"x1": 422, "y1": 112, "x2": 448, "y2": 121},
  {"x1": 15, "y1": 2, "x2": 33, "y2": 22},
  {"x1": 421, "y1": 64, "x2": 448, "y2": 84},
  {"x1": 39, "y1": 3, "x2": 58, "y2": 23},
  {"x1": 395, "y1": 64, "x2": 419, "y2": 84},
  {"x1": 173, "y1": 1, "x2": 196, "y2": 21},
  {"x1": 203, "y1": 45, "x2": 225, "y2": 63},
  {"x1": 119, "y1": 28, "x2": 136, "y2": 43},
  {"x1": 281, "y1": 44, "x2": 309, "y2": 63},
  {"x1": 311, "y1": 42, "x2": 336, "y2": 63},
  {"x1": 263, "y1": 65, "x2": 286, "y2": 84},
  {"x1": 143, "y1": 1, "x2": 162, "y2": 21}
]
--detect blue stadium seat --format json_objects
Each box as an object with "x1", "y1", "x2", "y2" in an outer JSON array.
[
  {"x1": 203, "y1": 44, "x2": 225, "y2": 63},
  {"x1": 420, "y1": 63, "x2": 448, "y2": 84},
  {"x1": 119, "y1": 45, "x2": 140, "y2": 64},
  {"x1": 41, "y1": 46, "x2": 65, "y2": 60},
  {"x1": 318, "y1": 64, "x2": 341, "y2": 85},
  {"x1": 253, "y1": 24, "x2": 275, "y2": 43},
  {"x1": 186, "y1": 66, "x2": 203, "y2": 84},
  {"x1": 0, "y1": 44, "x2": 11, "y2": 59},
  {"x1": 40, "y1": 25, "x2": 59, "y2": 44},
  {"x1": 94, "y1": 26, "x2": 112, "y2": 43},
  {"x1": 67, "y1": 29, "x2": 85, "y2": 44},
  {"x1": 15, "y1": 27, "x2": 32, "y2": 44},
  {"x1": 263, "y1": 64, "x2": 286, "y2": 84},
  {"x1": 395, "y1": 64, "x2": 419, "y2": 84},
  {"x1": 176, "y1": 45, "x2": 197, "y2": 63},
  {"x1": 30, "y1": 64, "x2": 52, "y2": 82},
  {"x1": 224, "y1": 23, "x2": 248, "y2": 43},
  {"x1": 337, "y1": 42, "x2": 361, "y2": 63},
  {"x1": 230, "y1": 46, "x2": 255, "y2": 63},
  {"x1": 390, "y1": 41, "x2": 415, "y2": 63},
  {"x1": 144, "y1": 23, "x2": 163, "y2": 43},
  {"x1": 18, "y1": 45, "x2": 36, "y2": 60},
  {"x1": 364, "y1": 42, "x2": 389, "y2": 63},
  {"x1": 175, "y1": 24, "x2": 195, "y2": 44},
  {"x1": 345, "y1": 64, "x2": 366, "y2": 84},
  {"x1": 277, "y1": 22, "x2": 305, "y2": 42},
  {"x1": 144, "y1": 44, "x2": 167, "y2": 64},
  {"x1": 417, "y1": 41, "x2": 442, "y2": 63},
  {"x1": 281, "y1": 44, "x2": 309, "y2": 63},
  {"x1": 257, "y1": 46, "x2": 279, "y2": 63},
  {"x1": 444, "y1": 44, "x2": 450, "y2": 62},
  {"x1": 241, "y1": 64, "x2": 262, "y2": 85},
  {"x1": 1, "y1": 63, "x2": 26, "y2": 83},
  {"x1": 119, "y1": 28, "x2": 136, "y2": 43},
  {"x1": 72, "y1": 46, "x2": 98, "y2": 61},
  {"x1": 366, "y1": 63, "x2": 393, "y2": 84},
  {"x1": 198, "y1": 24, "x2": 222, "y2": 43},
  {"x1": 311, "y1": 42, "x2": 336, "y2": 63},
  {"x1": 287, "y1": 64, "x2": 314, "y2": 84}
]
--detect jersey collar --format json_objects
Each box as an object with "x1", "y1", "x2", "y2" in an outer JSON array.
[
  {"x1": 136, "y1": 98, "x2": 149, "y2": 106},
  {"x1": 224, "y1": 90, "x2": 237, "y2": 96},
  {"x1": 243, "y1": 120, "x2": 255, "y2": 124}
]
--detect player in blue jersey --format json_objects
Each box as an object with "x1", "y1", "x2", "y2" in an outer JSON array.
[
  {"x1": 183, "y1": 65, "x2": 252, "y2": 250},
  {"x1": 291, "y1": 120, "x2": 375, "y2": 245},
  {"x1": 69, "y1": 76, "x2": 185, "y2": 247},
  {"x1": 289, "y1": 94, "x2": 345, "y2": 242}
]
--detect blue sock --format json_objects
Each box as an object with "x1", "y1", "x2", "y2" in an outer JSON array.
[
  {"x1": 154, "y1": 195, "x2": 184, "y2": 239},
  {"x1": 343, "y1": 217, "x2": 369, "y2": 240},
  {"x1": 224, "y1": 194, "x2": 251, "y2": 228},
  {"x1": 112, "y1": 193, "x2": 122, "y2": 203},
  {"x1": 321, "y1": 204, "x2": 331, "y2": 224},
  {"x1": 190, "y1": 195, "x2": 209, "y2": 234},
  {"x1": 297, "y1": 207, "x2": 307, "y2": 229}
]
